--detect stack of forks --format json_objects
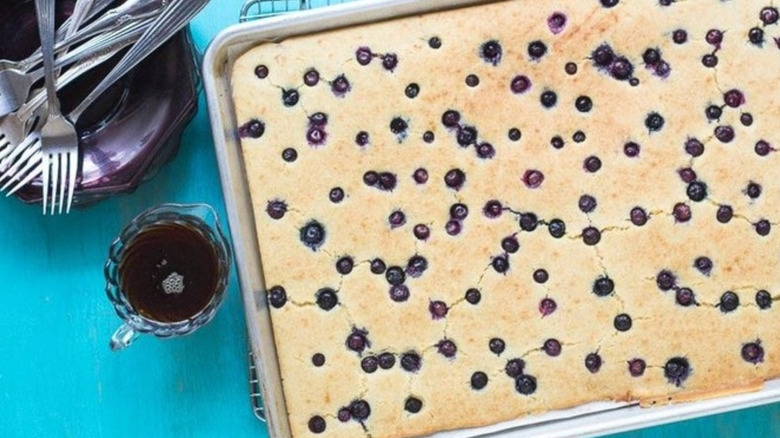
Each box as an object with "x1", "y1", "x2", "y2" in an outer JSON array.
[{"x1": 0, "y1": 0, "x2": 209, "y2": 214}]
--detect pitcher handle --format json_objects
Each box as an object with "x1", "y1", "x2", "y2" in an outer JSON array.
[{"x1": 110, "y1": 323, "x2": 138, "y2": 351}]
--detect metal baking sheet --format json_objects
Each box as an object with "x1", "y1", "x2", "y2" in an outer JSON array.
[{"x1": 201, "y1": 1, "x2": 780, "y2": 436}]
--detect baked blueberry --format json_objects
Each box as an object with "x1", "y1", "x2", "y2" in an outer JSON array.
[
  {"x1": 444, "y1": 168, "x2": 466, "y2": 190},
  {"x1": 437, "y1": 339, "x2": 458, "y2": 358},
  {"x1": 701, "y1": 54, "x2": 718, "y2": 68},
  {"x1": 465, "y1": 288, "x2": 481, "y2": 304},
  {"x1": 390, "y1": 117, "x2": 408, "y2": 135},
  {"x1": 414, "y1": 224, "x2": 430, "y2": 241},
  {"x1": 429, "y1": 300, "x2": 449, "y2": 319},
  {"x1": 548, "y1": 12, "x2": 567, "y2": 34},
  {"x1": 515, "y1": 375, "x2": 537, "y2": 395},
  {"x1": 406, "y1": 255, "x2": 428, "y2": 278},
  {"x1": 405, "y1": 83, "x2": 420, "y2": 99},
  {"x1": 281, "y1": 89, "x2": 299, "y2": 107},
  {"x1": 306, "y1": 126, "x2": 327, "y2": 146},
  {"x1": 336, "y1": 256, "x2": 354, "y2": 275},
  {"x1": 329, "y1": 187, "x2": 345, "y2": 203},
  {"x1": 760, "y1": 7, "x2": 779, "y2": 25},
  {"x1": 741, "y1": 113, "x2": 754, "y2": 126},
  {"x1": 645, "y1": 112, "x2": 665, "y2": 132},
  {"x1": 484, "y1": 200, "x2": 503, "y2": 218},
  {"x1": 579, "y1": 195, "x2": 598, "y2": 213},
  {"x1": 582, "y1": 227, "x2": 601, "y2": 245},
  {"x1": 719, "y1": 291, "x2": 739, "y2": 312},
  {"x1": 481, "y1": 40, "x2": 503, "y2": 65},
  {"x1": 528, "y1": 40, "x2": 548, "y2": 59},
  {"x1": 268, "y1": 285, "x2": 287, "y2": 308},
  {"x1": 364, "y1": 171, "x2": 380, "y2": 186},
  {"x1": 714, "y1": 125, "x2": 735, "y2": 143},
  {"x1": 355, "y1": 47, "x2": 373, "y2": 65},
  {"x1": 755, "y1": 220, "x2": 771, "y2": 236},
  {"x1": 378, "y1": 352, "x2": 396, "y2": 369},
  {"x1": 386, "y1": 266, "x2": 405, "y2": 286},
  {"x1": 457, "y1": 126, "x2": 478, "y2": 146},
  {"x1": 511, "y1": 75, "x2": 532, "y2": 94},
  {"x1": 543, "y1": 338, "x2": 562, "y2": 356},
  {"x1": 672, "y1": 29, "x2": 688, "y2": 44},
  {"x1": 442, "y1": 110, "x2": 461, "y2": 127},
  {"x1": 593, "y1": 276, "x2": 615, "y2": 297},
  {"x1": 539, "y1": 297, "x2": 557, "y2": 316},
  {"x1": 600, "y1": 0, "x2": 619, "y2": 7},
  {"x1": 624, "y1": 141, "x2": 641, "y2": 157},
  {"x1": 377, "y1": 172, "x2": 397, "y2": 191},
  {"x1": 331, "y1": 74, "x2": 351, "y2": 96},
  {"x1": 505, "y1": 358, "x2": 525, "y2": 377},
  {"x1": 346, "y1": 329, "x2": 369, "y2": 353},
  {"x1": 349, "y1": 399, "x2": 371, "y2": 421},
  {"x1": 756, "y1": 290, "x2": 772, "y2": 309},
  {"x1": 694, "y1": 257, "x2": 713, "y2": 276},
  {"x1": 355, "y1": 131, "x2": 370, "y2": 147},
  {"x1": 706, "y1": 29, "x2": 723, "y2": 46},
  {"x1": 308, "y1": 416, "x2": 326, "y2": 433},
  {"x1": 585, "y1": 353, "x2": 602, "y2": 373},
  {"x1": 401, "y1": 352, "x2": 422, "y2": 372},
  {"x1": 724, "y1": 89, "x2": 745, "y2": 108},
  {"x1": 428, "y1": 36, "x2": 442, "y2": 49},
  {"x1": 388, "y1": 210, "x2": 406, "y2": 228},
  {"x1": 548, "y1": 219, "x2": 566, "y2": 238},
  {"x1": 685, "y1": 138, "x2": 705, "y2": 157},
  {"x1": 540, "y1": 90, "x2": 558, "y2": 108},
  {"x1": 749, "y1": 27, "x2": 765, "y2": 45},
  {"x1": 300, "y1": 220, "x2": 326, "y2": 250},
  {"x1": 490, "y1": 338, "x2": 506, "y2": 355},
  {"x1": 303, "y1": 69, "x2": 319, "y2": 86},
  {"x1": 575, "y1": 96, "x2": 593, "y2": 113},
  {"x1": 676, "y1": 287, "x2": 696, "y2": 307},
  {"x1": 572, "y1": 131, "x2": 587, "y2": 143},
  {"x1": 643, "y1": 48, "x2": 661, "y2": 65},
  {"x1": 492, "y1": 255, "x2": 510, "y2": 273},
  {"x1": 337, "y1": 408, "x2": 351, "y2": 422},
  {"x1": 742, "y1": 341, "x2": 764, "y2": 364},
  {"x1": 519, "y1": 212, "x2": 539, "y2": 231},
  {"x1": 565, "y1": 62, "x2": 578, "y2": 75},
  {"x1": 266, "y1": 200, "x2": 287, "y2": 220},
  {"x1": 755, "y1": 140, "x2": 772, "y2": 156},
  {"x1": 610, "y1": 56, "x2": 634, "y2": 81},
  {"x1": 239, "y1": 119, "x2": 265, "y2": 139},
  {"x1": 533, "y1": 269, "x2": 549, "y2": 284},
  {"x1": 745, "y1": 181, "x2": 762, "y2": 199},
  {"x1": 664, "y1": 357, "x2": 690, "y2": 386},
  {"x1": 370, "y1": 258, "x2": 386, "y2": 274},
  {"x1": 673, "y1": 203, "x2": 691, "y2": 223},
  {"x1": 311, "y1": 353, "x2": 325, "y2": 367},
  {"x1": 445, "y1": 220, "x2": 462, "y2": 236},
  {"x1": 477, "y1": 142, "x2": 496, "y2": 159},
  {"x1": 381, "y1": 53, "x2": 398, "y2": 71},
  {"x1": 614, "y1": 313, "x2": 632, "y2": 331},
  {"x1": 628, "y1": 358, "x2": 646, "y2": 376},
  {"x1": 465, "y1": 74, "x2": 480, "y2": 87},
  {"x1": 413, "y1": 168, "x2": 429, "y2": 184},
  {"x1": 523, "y1": 170, "x2": 545, "y2": 189},
  {"x1": 592, "y1": 44, "x2": 615, "y2": 67},
  {"x1": 423, "y1": 131, "x2": 435, "y2": 143},
  {"x1": 678, "y1": 168, "x2": 697, "y2": 183},
  {"x1": 316, "y1": 288, "x2": 339, "y2": 311},
  {"x1": 254, "y1": 65, "x2": 269, "y2": 78},
  {"x1": 630, "y1": 207, "x2": 648, "y2": 226},
  {"x1": 282, "y1": 148, "x2": 297, "y2": 162},
  {"x1": 716, "y1": 205, "x2": 733, "y2": 223},
  {"x1": 687, "y1": 181, "x2": 708, "y2": 202},
  {"x1": 550, "y1": 135, "x2": 565, "y2": 149},
  {"x1": 361, "y1": 356, "x2": 378, "y2": 373},
  {"x1": 404, "y1": 397, "x2": 423, "y2": 414},
  {"x1": 501, "y1": 236, "x2": 520, "y2": 253},
  {"x1": 471, "y1": 371, "x2": 489, "y2": 390},
  {"x1": 508, "y1": 128, "x2": 523, "y2": 141},
  {"x1": 584, "y1": 156, "x2": 602, "y2": 173},
  {"x1": 656, "y1": 270, "x2": 676, "y2": 291}
]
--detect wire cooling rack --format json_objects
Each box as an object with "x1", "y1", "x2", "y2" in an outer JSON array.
[{"x1": 240, "y1": 0, "x2": 351, "y2": 22}]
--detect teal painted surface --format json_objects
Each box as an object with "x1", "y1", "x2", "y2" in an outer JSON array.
[{"x1": 0, "y1": 1, "x2": 777, "y2": 437}]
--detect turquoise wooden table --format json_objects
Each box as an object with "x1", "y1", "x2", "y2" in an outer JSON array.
[{"x1": 1, "y1": 2, "x2": 779, "y2": 437}]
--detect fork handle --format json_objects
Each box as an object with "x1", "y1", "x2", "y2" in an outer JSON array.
[
  {"x1": 71, "y1": 0, "x2": 209, "y2": 120},
  {"x1": 34, "y1": 0, "x2": 59, "y2": 115}
]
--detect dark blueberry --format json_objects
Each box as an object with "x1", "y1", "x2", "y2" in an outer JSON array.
[
  {"x1": 336, "y1": 256, "x2": 353, "y2": 275},
  {"x1": 655, "y1": 61, "x2": 671, "y2": 77},
  {"x1": 760, "y1": 7, "x2": 779, "y2": 25},
  {"x1": 423, "y1": 131, "x2": 435, "y2": 143},
  {"x1": 645, "y1": 112, "x2": 665, "y2": 132},
  {"x1": 539, "y1": 297, "x2": 557, "y2": 317},
  {"x1": 388, "y1": 210, "x2": 406, "y2": 228},
  {"x1": 361, "y1": 356, "x2": 378, "y2": 373},
  {"x1": 741, "y1": 113, "x2": 754, "y2": 126},
  {"x1": 719, "y1": 291, "x2": 740, "y2": 312},
  {"x1": 548, "y1": 12, "x2": 567, "y2": 34},
  {"x1": 593, "y1": 276, "x2": 615, "y2": 297},
  {"x1": 331, "y1": 74, "x2": 351, "y2": 95},
  {"x1": 755, "y1": 220, "x2": 772, "y2": 236},
  {"x1": 457, "y1": 125, "x2": 478, "y2": 146},
  {"x1": 465, "y1": 288, "x2": 482, "y2": 304},
  {"x1": 300, "y1": 220, "x2": 326, "y2": 250},
  {"x1": 523, "y1": 169, "x2": 545, "y2": 188},
  {"x1": 401, "y1": 352, "x2": 422, "y2": 372},
  {"x1": 755, "y1": 140, "x2": 772, "y2": 156},
  {"x1": 511, "y1": 75, "x2": 532, "y2": 94},
  {"x1": 519, "y1": 212, "x2": 539, "y2": 231},
  {"x1": 389, "y1": 285, "x2": 410, "y2": 302},
  {"x1": 515, "y1": 375, "x2": 537, "y2": 395},
  {"x1": 370, "y1": 258, "x2": 386, "y2": 274},
  {"x1": 676, "y1": 287, "x2": 696, "y2": 307},
  {"x1": 673, "y1": 203, "x2": 692, "y2": 223},
  {"x1": 390, "y1": 117, "x2": 408, "y2": 135},
  {"x1": 643, "y1": 48, "x2": 661, "y2": 65},
  {"x1": 413, "y1": 168, "x2": 429, "y2": 184},
  {"x1": 672, "y1": 29, "x2": 688, "y2": 44},
  {"x1": 548, "y1": 219, "x2": 566, "y2": 238},
  {"x1": 406, "y1": 255, "x2": 428, "y2": 278},
  {"x1": 355, "y1": 131, "x2": 370, "y2": 146},
  {"x1": 437, "y1": 339, "x2": 458, "y2": 358},
  {"x1": 311, "y1": 353, "x2": 325, "y2": 367},
  {"x1": 528, "y1": 40, "x2": 548, "y2": 59},
  {"x1": 756, "y1": 290, "x2": 772, "y2": 310},
  {"x1": 543, "y1": 338, "x2": 562, "y2": 356},
  {"x1": 578, "y1": 195, "x2": 598, "y2": 214},
  {"x1": 582, "y1": 227, "x2": 601, "y2": 245},
  {"x1": 746, "y1": 181, "x2": 762, "y2": 199},
  {"x1": 405, "y1": 83, "x2": 420, "y2": 99},
  {"x1": 385, "y1": 266, "x2": 405, "y2": 286},
  {"x1": 630, "y1": 206, "x2": 648, "y2": 226},
  {"x1": 337, "y1": 408, "x2": 351, "y2": 422},
  {"x1": 445, "y1": 220, "x2": 462, "y2": 236},
  {"x1": 450, "y1": 203, "x2": 469, "y2": 221},
  {"x1": 266, "y1": 200, "x2": 287, "y2": 220},
  {"x1": 584, "y1": 156, "x2": 602, "y2": 173},
  {"x1": 492, "y1": 255, "x2": 510, "y2": 274},
  {"x1": 610, "y1": 57, "x2": 634, "y2": 81},
  {"x1": 505, "y1": 358, "x2": 525, "y2": 377},
  {"x1": 628, "y1": 358, "x2": 646, "y2": 376},
  {"x1": 716, "y1": 205, "x2": 733, "y2": 223},
  {"x1": 306, "y1": 126, "x2": 327, "y2": 145},
  {"x1": 573, "y1": 131, "x2": 587, "y2": 143},
  {"x1": 664, "y1": 357, "x2": 690, "y2": 386},
  {"x1": 742, "y1": 341, "x2": 765, "y2": 364},
  {"x1": 303, "y1": 69, "x2": 320, "y2": 86},
  {"x1": 502, "y1": 236, "x2": 520, "y2": 253},
  {"x1": 659, "y1": 0, "x2": 675, "y2": 5},
  {"x1": 600, "y1": 0, "x2": 619, "y2": 7},
  {"x1": 705, "y1": 105, "x2": 722, "y2": 121},
  {"x1": 414, "y1": 224, "x2": 430, "y2": 241},
  {"x1": 575, "y1": 96, "x2": 593, "y2": 113},
  {"x1": 706, "y1": 29, "x2": 723, "y2": 46},
  {"x1": 687, "y1": 181, "x2": 708, "y2": 202},
  {"x1": 481, "y1": 40, "x2": 503, "y2": 65},
  {"x1": 429, "y1": 300, "x2": 449, "y2": 319},
  {"x1": 508, "y1": 128, "x2": 523, "y2": 141},
  {"x1": 268, "y1": 285, "x2": 287, "y2": 308},
  {"x1": 309, "y1": 112, "x2": 328, "y2": 126},
  {"x1": 308, "y1": 416, "x2": 326, "y2": 434},
  {"x1": 428, "y1": 36, "x2": 442, "y2": 49},
  {"x1": 239, "y1": 119, "x2": 265, "y2": 139},
  {"x1": 378, "y1": 352, "x2": 396, "y2": 369},
  {"x1": 356, "y1": 47, "x2": 373, "y2": 65},
  {"x1": 624, "y1": 141, "x2": 641, "y2": 157},
  {"x1": 442, "y1": 110, "x2": 461, "y2": 127},
  {"x1": 465, "y1": 74, "x2": 480, "y2": 87},
  {"x1": 346, "y1": 329, "x2": 369, "y2": 353},
  {"x1": 723, "y1": 89, "x2": 745, "y2": 108},
  {"x1": 476, "y1": 142, "x2": 496, "y2": 159},
  {"x1": 592, "y1": 44, "x2": 615, "y2": 66},
  {"x1": 489, "y1": 338, "x2": 506, "y2": 355},
  {"x1": 282, "y1": 147, "x2": 298, "y2": 162},
  {"x1": 381, "y1": 53, "x2": 398, "y2": 71},
  {"x1": 282, "y1": 88, "x2": 299, "y2": 107},
  {"x1": 316, "y1": 288, "x2": 339, "y2": 311},
  {"x1": 702, "y1": 54, "x2": 718, "y2": 68},
  {"x1": 749, "y1": 27, "x2": 765, "y2": 45},
  {"x1": 551, "y1": 135, "x2": 565, "y2": 149},
  {"x1": 254, "y1": 65, "x2": 269, "y2": 78},
  {"x1": 614, "y1": 313, "x2": 632, "y2": 331},
  {"x1": 444, "y1": 168, "x2": 466, "y2": 190},
  {"x1": 565, "y1": 62, "x2": 578, "y2": 75},
  {"x1": 349, "y1": 400, "x2": 371, "y2": 420},
  {"x1": 533, "y1": 269, "x2": 549, "y2": 284},
  {"x1": 404, "y1": 397, "x2": 423, "y2": 414},
  {"x1": 694, "y1": 257, "x2": 713, "y2": 276},
  {"x1": 540, "y1": 90, "x2": 558, "y2": 108},
  {"x1": 685, "y1": 138, "x2": 705, "y2": 157},
  {"x1": 329, "y1": 187, "x2": 345, "y2": 203},
  {"x1": 377, "y1": 172, "x2": 397, "y2": 191},
  {"x1": 471, "y1": 372, "x2": 489, "y2": 390},
  {"x1": 585, "y1": 353, "x2": 603, "y2": 373},
  {"x1": 678, "y1": 167, "x2": 697, "y2": 183},
  {"x1": 484, "y1": 200, "x2": 503, "y2": 218}
]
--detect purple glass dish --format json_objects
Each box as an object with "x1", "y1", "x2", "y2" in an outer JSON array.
[{"x1": 0, "y1": 0, "x2": 200, "y2": 207}]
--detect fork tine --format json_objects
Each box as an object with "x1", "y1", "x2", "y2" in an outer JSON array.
[
  {"x1": 41, "y1": 153, "x2": 49, "y2": 214},
  {"x1": 49, "y1": 153, "x2": 59, "y2": 215},
  {"x1": 0, "y1": 140, "x2": 41, "y2": 191},
  {"x1": 65, "y1": 149, "x2": 77, "y2": 213},
  {"x1": 57, "y1": 153, "x2": 66, "y2": 214},
  {"x1": 4, "y1": 154, "x2": 42, "y2": 196},
  {"x1": 0, "y1": 139, "x2": 37, "y2": 184}
]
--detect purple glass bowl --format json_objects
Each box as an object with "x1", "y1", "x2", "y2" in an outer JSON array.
[{"x1": 0, "y1": 0, "x2": 199, "y2": 207}]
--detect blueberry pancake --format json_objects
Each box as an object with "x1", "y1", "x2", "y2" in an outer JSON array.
[{"x1": 230, "y1": 0, "x2": 780, "y2": 436}]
